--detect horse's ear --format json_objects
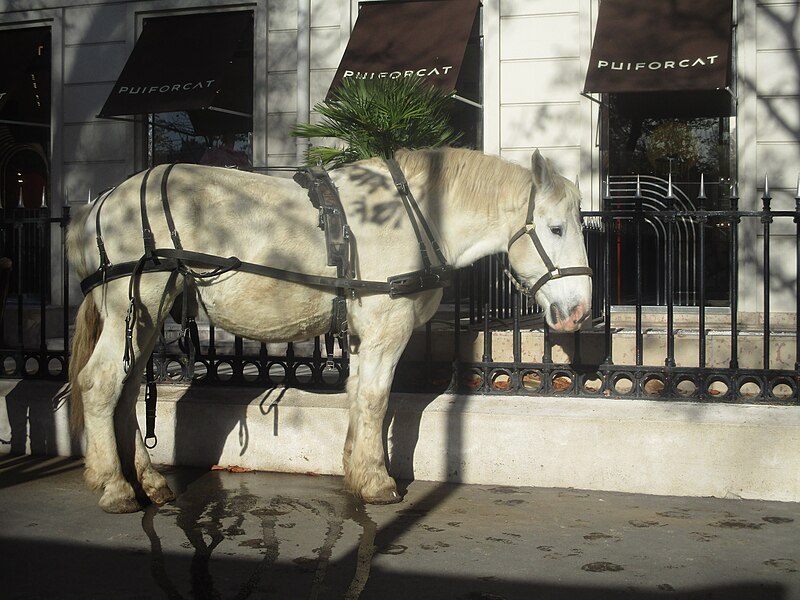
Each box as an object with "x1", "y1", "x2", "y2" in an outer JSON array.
[{"x1": 531, "y1": 149, "x2": 553, "y2": 190}]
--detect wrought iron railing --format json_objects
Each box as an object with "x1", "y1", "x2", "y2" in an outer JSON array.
[
  {"x1": 394, "y1": 178, "x2": 799, "y2": 404},
  {"x1": 0, "y1": 204, "x2": 70, "y2": 380},
  {"x1": 1, "y1": 180, "x2": 798, "y2": 406}
]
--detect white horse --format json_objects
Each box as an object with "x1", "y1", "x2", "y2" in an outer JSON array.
[{"x1": 67, "y1": 147, "x2": 592, "y2": 513}]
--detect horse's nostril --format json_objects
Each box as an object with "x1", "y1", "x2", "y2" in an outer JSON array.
[
  {"x1": 550, "y1": 304, "x2": 562, "y2": 324},
  {"x1": 574, "y1": 311, "x2": 590, "y2": 325}
]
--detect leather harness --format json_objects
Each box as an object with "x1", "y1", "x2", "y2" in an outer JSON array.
[{"x1": 82, "y1": 160, "x2": 591, "y2": 447}]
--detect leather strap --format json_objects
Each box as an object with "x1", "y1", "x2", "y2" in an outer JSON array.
[
  {"x1": 507, "y1": 181, "x2": 593, "y2": 296},
  {"x1": 385, "y1": 158, "x2": 449, "y2": 270},
  {"x1": 139, "y1": 168, "x2": 156, "y2": 255},
  {"x1": 159, "y1": 163, "x2": 181, "y2": 249}
]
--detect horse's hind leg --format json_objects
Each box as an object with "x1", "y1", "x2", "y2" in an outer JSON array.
[
  {"x1": 78, "y1": 316, "x2": 142, "y2": 513},
  {"x1": 79, "y1": 277, "x2": 178, "y2": 512},
  {"x1": 116, "y1": 351, "x2": 175, "y2": 508},
  {"x1": 123, "y1": 276, "x2": 181, "y2": 508}
]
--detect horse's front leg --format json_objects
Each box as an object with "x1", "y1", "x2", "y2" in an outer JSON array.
[{"x1": 343, "y1": 332, "x2": 409, "y2": 505}]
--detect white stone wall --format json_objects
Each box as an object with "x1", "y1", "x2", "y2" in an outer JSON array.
[
  {"x1": 737, "y1": 0, "x2": 800, "y2": 314},
  {"x1": 62, "y1": 2, "x2": 133, "y2": 201},
  {"x1": 266, "y1": 0, "x2": 348, "y2": 166},
  {"x1": 495, "y1": 0, "x2": 593, "y2": 192},
  {"x1": 0, "y1": 0, "x2": 796, "y2": 312}
]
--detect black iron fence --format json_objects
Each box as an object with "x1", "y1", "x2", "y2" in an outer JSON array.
[
  {"x1": 0, "y1": 204, "x2": 70, "y2": 380},
  {"x1": 1, "y1": 181, "x2": 798, "y2": 406},
  {"x1": 414, "y1": 180, "x2": 799, "y2": 405}
]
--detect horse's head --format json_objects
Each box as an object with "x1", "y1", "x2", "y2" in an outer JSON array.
[{"x1": 507, "y1": 150, "x2": 592, "y2": 332}]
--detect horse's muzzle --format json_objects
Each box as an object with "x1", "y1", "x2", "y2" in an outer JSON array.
[{"x1": 549, "y1": 302, "x2": 591, "y2": 333}]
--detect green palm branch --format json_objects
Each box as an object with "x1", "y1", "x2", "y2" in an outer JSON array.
[{"x1": 291, "y1": 77, "x2": 462, "y2": 168}]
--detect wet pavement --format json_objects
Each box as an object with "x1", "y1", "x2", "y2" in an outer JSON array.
[{"x1": 1, "y1": 455, "x2": 799, "y2": 600}]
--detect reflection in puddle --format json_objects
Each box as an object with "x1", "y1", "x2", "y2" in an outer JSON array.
[{"x1": 140, "y1": 472, "x2": 378, "y2": 599}]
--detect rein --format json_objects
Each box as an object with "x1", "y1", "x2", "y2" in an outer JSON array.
[{"x1": 506, "y1": 181, "x2": 593, "y2": 297}]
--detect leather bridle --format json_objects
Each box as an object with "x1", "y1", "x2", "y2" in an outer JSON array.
[{"x1": 506, "y1": 182, "x2": 593, "y2": 297}]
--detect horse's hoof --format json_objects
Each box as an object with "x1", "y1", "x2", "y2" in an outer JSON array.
[
  {"x1": 99, "y1": 494, "x2": 141, "y2": 514},
  {"x1": 149, "y1": 486, "x2": 176, "y2": 506},
  {"x1": 363, "y1": 489, "x2": 402, "y2": 505}
]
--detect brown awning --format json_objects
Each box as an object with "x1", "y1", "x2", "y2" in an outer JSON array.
[
  {"x1": 99, "y1": 11, "x2": 252, "y2": 118},
  {"x1": 327, "y1": 0, "x2": 479, "y2": 100},
  {"x1": 583, "y1": 0, "x2": 732, "y2": 94}
]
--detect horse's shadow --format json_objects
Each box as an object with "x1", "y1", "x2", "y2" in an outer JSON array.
[
  {"x1": 382, "y1": 392, "x2": 440, "y2": 497},
  {"x1": 143, "y1": 466, "x2": 381, "y2": 600},
  {"x1": 172, "y1": 383, "x2": 263, "y2": 469}
]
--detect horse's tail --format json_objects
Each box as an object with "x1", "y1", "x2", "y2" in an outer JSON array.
[
  {"x1": 66, "y1": 200, "x2": 99, "y2": 436},
  {"x1": 69, "y1": 293, "x2": 103, "y2": 437},
  {"x1": 66, "y1": 202, "x2": 93, "y2": 280}
]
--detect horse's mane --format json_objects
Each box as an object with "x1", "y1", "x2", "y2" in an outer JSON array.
[{"x1": 388, "y1": 147, "x2": 580, "y2": 216}]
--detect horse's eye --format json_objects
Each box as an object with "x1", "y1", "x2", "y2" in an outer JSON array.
[{"x1": 550, "y1": 225, "x2": 563, "y2": 237}]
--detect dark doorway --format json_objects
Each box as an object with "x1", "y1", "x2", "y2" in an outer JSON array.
[{"x1": 602, "y1": 92, "x2": 733, "y2": 307}]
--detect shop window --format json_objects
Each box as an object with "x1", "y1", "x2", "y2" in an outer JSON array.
[
  {"x1": 602, "y1": 91, "x2": 734, "y2": 306},
  {"x1": 99, "y1": 11, "x2": 254, "y2": 169},
  {"x1": 147, "y1": 14, "x2": 253, "y2": 168},
  {"x1": 448, "y1": 5, "x2": 482, "y2": 150},
  {"x1": 0, "y1": 26, "x2": 51, "y2": 300}
]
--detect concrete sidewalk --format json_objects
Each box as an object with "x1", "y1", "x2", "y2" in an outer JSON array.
[{"x1": 1, "y1": 456, "x2": 798, "y2": 600}]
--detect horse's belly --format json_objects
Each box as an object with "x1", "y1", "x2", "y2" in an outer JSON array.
[{"x1": 197, "y1": 276, "x2": 333, "y2": 343}]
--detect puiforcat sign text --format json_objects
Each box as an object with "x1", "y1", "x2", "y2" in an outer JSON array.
[
  {"x1": 595, "y1": 55, "x2": 719, "y2": 72},
  {"x1": 342, "y1": 65, "x2": 454, "y2": 80},
  {"x1": 116, "y1": 80, "x2": 216, "y2": 95}
]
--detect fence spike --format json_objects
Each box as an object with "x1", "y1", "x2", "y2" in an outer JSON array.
[
  {"x1": 87, "y1": 187, "x2": 92, "y2": 204},
  {"x1": 636, "y1": 174, "x2": 641, "y2": 197},
  {"x1": 666, "y1": 171, "x2": 674, "y2": 199},
  {"x1": 40, "y1": 187, "x2": 47, "y2": 209},
  {"x1": 603, "y1": 175, "x2": 611, "y2": 199},
  {"x1": 17, "y1": 184, "x2": 24, "y2": 208},
  {"x1": 763, "y1": 173, "x2": 771, "y2": 199},
  {"x1": 698, "y1": 173, "x2": 706, "y2": 199},
  {"x1": 795, "y1": 173, "x2": 800, "y2": 198}
]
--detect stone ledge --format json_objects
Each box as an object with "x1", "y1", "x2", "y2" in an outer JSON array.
[{"x1": 1, "y1": 380, "x2": 798, "y2": 502}]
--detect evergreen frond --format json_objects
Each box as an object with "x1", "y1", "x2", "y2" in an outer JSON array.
[{"x1": 291, "y1": 77, "x2": 462, "y2": 168}]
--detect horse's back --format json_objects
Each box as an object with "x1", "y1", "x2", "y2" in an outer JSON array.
[{"x1": 76, "y1": 165, "x2": 325, "y2": 273}]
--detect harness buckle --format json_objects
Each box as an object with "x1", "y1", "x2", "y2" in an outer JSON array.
[
  {"x1": 123, "y1": 300, "x2": 135, "y2": 374},
  {"x1": 525, "y1": 222, "x2": 535, "y2": 232}
]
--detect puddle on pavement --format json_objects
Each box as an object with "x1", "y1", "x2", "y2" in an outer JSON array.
[
  {"x1": 762, "y1": 516, "x2": 795, "y2": 524},
  {"x1": 709, "y1": 519, "x2": 764, "y2": 530},
  {"x1": 140, "y1": 471, "x2": 379, "y2": 599},
  {"x1": 581, "y1": 561, "x2": 624, "y2": 573}
]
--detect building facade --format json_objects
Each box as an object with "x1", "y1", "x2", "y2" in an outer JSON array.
[{"x1": 0, "y1": 0, "x2": 797, "y2": 315}]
